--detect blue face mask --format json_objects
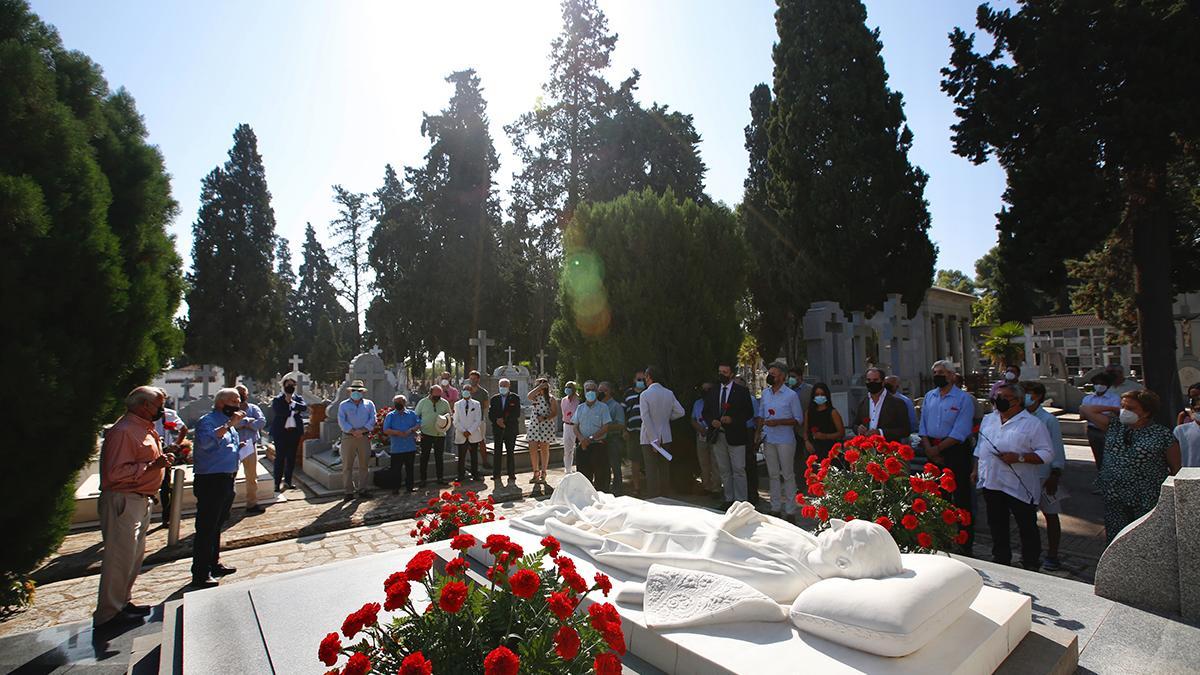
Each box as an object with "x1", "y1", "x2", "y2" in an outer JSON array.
[
  {"x1": 585, "y1": 390, "x2": 598, "y2": 402},
  {"x1": 787, "y1": 376, "x2": 798, "y2": 387},
  {"x1": 1024, "y1": 393, "x2": 1035, "y2": 408},
  {"x1": 350, "y1": 391, "x2": 363, "y2": 401},
  {"x1": 565, "y1": 387, "x2": 574, "y2": 396},
  {"x1": 635, "y1": 379, "x2": 646, "y2": 391},
  {"x1": 462, "y1": 390, "x2": 472, "y2": 400},
  {"x1": 498, "y1": 386, "x2": 509, "y2": 396},
  {"x1": 813, "y1": 395, "x2": 829, "y2": 405}
]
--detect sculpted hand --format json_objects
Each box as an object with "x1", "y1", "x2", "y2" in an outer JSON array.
[{"x1": 720, "y1": 501, "x2": 760, "y2": 532}]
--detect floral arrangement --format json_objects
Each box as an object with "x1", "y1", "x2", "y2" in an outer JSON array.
[
  {"x1": 318, "y1": 533, "x2": 624, "y2": 675},
  {"x1": 796, "y1": 434, "x2": 970, "y2": 552},
  {"x1": 411, "y1": 487, "x2": 498, "y2": 544},
  {"x1": 369, "y1": 406, "x2": 395, "y2": 447}
]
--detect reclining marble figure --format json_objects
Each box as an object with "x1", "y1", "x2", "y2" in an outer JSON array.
[{"x1": 513, "y1": 473, "x2": 984, "y2": 658}]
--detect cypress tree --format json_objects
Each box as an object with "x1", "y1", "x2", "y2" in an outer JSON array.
[
  {"x1": 328, "y1": 185, "x2": 370, "y2": 351},
  {"x1": 767, "y1": 0, "x2": 935, "y2": 315},
  {"x1": 296, "y1": 223, "x2": 352, "y2": 378},
  {"x1": 184, "y1": 124, "x2": 287, "y2": 381}
]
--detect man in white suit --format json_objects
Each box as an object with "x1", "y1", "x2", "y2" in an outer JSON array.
[
  {"x1": 639, "y1": 366, "x2": 686, "y2": 498},
  {"x1": 453, "y1": 383, "x2": 485, "y2": 482}
]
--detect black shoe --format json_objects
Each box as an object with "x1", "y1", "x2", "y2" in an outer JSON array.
[
  {"x1": 245, "y1": 505, "x2": 265, "y2": 514},
  {"x1": 190, "y1": 576, "x2": 219, "y2": 588},
  {"x1": 284, "y1": 482, "x2": 297, "y2": 490},
  {"x1": 94, "y1": 611, "x2": 143, "y2": 630},
  {"x1": 274, "y1": 484, "x2": 282, "y2": 493},
  {"x1": 123, "y1": 602, "x2": 152, "y2": 616},
  {"x1": 212, "y1": 564, "x2": 237, "y2": 577}
]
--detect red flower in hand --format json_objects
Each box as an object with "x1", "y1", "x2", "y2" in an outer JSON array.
[
  {"x1": 902, "y1": 514, "x2": 919, "y2": 530},
  {"x1": 508, "y1": 569, "x2": 540, "y2": 598},
  {"x1": 917, "y1": 532, "x2": 933, "y2": 548},
  {"x1": 594, "y1": 652, "x2": 623, "y2": 675},
  {"x1": 484, "y1": 646, "x2": 520, "y2": 675},
  {"x1": 318, "y1": 632, "x2": 341, "y2": 666},
  {"x1": 547, "y1": 591, "x2": 575, "y2": 620},
  {"x1": 399, "y1": 651, "x2": 433, "y2": 675},
  {"x1": 438, "y1": 580, "x2": 469, "y2": 613},
  {"x1": 554, "y1": 625, "x2": 581, "y2": 660},
  {"x1": 344, "y1": 652, "x2": 371, "y2": 675}
]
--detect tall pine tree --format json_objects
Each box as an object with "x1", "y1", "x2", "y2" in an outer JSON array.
[
  {"x1": 367, "y1": 165, "x2": 431, "y2": 368},
  {"x1": 184, "y1": 124, "x2": 286, "y2": 381},
  {"x1": 296, "y1": 223, "x2": 353, "y2": 380},
  {"x1": 328, "y1": 185, "x2": 370, "y2": 351},
  {"x1": 273, "y1": 234, "x2": 299, "y2": 369},
  {"x1": 766, "y1": 0, "x2": 935, "y2": 317}
]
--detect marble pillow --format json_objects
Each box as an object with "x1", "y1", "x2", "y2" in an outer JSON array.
[{"x1": 788, "y1": 553, "x2": 983, "y2": 657}]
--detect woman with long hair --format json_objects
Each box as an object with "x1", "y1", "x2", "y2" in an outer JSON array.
[
  {"x1": 526, "y1": 376, "x2": 559, "y2": 485},
  {"x1": 802, "y1": 382, "x2": 845, "y2": 461}
]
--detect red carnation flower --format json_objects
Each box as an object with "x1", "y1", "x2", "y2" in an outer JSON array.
[
  {"x1": 912, "y1": 498, "x2": 928, "y2": 514},
  {"x1": 942, "y1": 467, "x2": 955, "y2": 478},
  {"x1": 483, "y1": 646, "x2": 520, "y2": 675},
  {"x1": 801, "y1": 505, "x2": 817, "y2": 519},
  {"x1": 344, "y1": 652, "x2": 371, "y2": 675},
  {"x1": 594, "y1": 652, "x2": 623, "y2": 675},
  {"x1": 917, "y1": 532, "x2": 933, "y2": 548},
  {"x1": 563, "y1": 568, "x2": 589, "y2": 594},
  {"x1": 909, "y1": 476, "x2": 926, "y2": 493},
  {"x1": 384, "y1": 578, "x2": 412, "y2": 611},
  {"x1": 875, "y1": 516, "x2": 893, "y2": 530},
  {"x1": 554, "y1": 555, "x2": 576, "y2": 572},
  {"x1": 541, "y1": 535, "x2": 561, "y2": 556},
  {"x1": 555, "y1": 625, "x2": 581, "y2": 660},
  {"x1": 445, "y1": 558, "x2": 469, "y2": 577},
  {"x1": 884, "y1": 456, "x2": 904, "y2": 475},
  {"x1": 594, "y1": 572, "x2": 613, "y2": 597},
  {"x1": 940, "y1": 476, "x2": 957, "y2": 493},
  {"x1": 843, "y1": 449, "x2": 861, "y2": 464},
  {"x1": 318, "y1": 632, "x2": 341, "y2": 666},
  {"x1": 508, "y1": 569, "x2": 540, "y2": 598},
  {"x1": 405, "y1": 550, "x2": 437, "y2": 581},
  {"x1": 807, "y1": 482, "x2": 826, "y2": 497},
  {"x1": 958, "y1": 508, "x2": 972, "y2": 526},
  {"x1": 924, "y1": 462, "x2": 939, "y2": 475},
  {"x1": 384, "y1": 571, "x2": 407, "y2": 592},
  {"x1": 768, "y1": 408, "x2": 776, "y2": 416},
  {"x1": 817, "y1": 506, "x2": 829, "y2": 521},
  {"x1": 942, "y1": 508, "x2": 959, "y2": 525},
  {"x1": 898, "y1": 445, "x2": 915, "y2": 461},
  {"x1": 806, "y1": 454, "x2": 818, "y2": 467},
  {"x1": 484, "y1": 534, "x2": 513, "y2": 555},
  {"x1": 399, "y1": 651, "x2": 433, "y2": 675},
  {"x1": 547, "y1": 591, "x2": 575, "y2": 620},
  {"x1": 450, "y1": 533, "x2": 476, "y2": 551},
  {"x1": 902, "y1": 514, "x2": 919, "y2": 530},
  {"x1": 438, "y1": 580, "x2": 469, "y2": 613},
  {"x1": 843, "y1": 490, "x2": 859, "y2": 504},
  {"x1": 955, "y1": 530, "x2": 970, "y2": 545}
]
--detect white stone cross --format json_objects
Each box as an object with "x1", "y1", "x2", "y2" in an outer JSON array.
[
  {"x1": 504, "y1": 345, "x2": 516, "y2": 368},
  {"x1": 289, "y1": 353, "x2": 304, "y2": 373},
  {"x1": 369, "y1": 345, "x2": 383, "y2": 357},
  {"x1": 179, "y1": 377, "x2": 194, "y2": 402},
  {"x1": 469, "y1": 329, "x2": 496, "y2": 373},
  {"x1": 197, "y1": 364, "x2": 215, "y2": 398},
  {"x1": 536, "y1": 349, "x2": 548, "y2": 375}
]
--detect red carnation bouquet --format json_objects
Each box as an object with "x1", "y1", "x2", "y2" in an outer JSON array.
[
  {"x1": 368, "y1": 406, "x2": 395, "y2": 448},
  {"x1": 795, "y1": 434, "x2": 969, "y2": 552},
  {"x1": 411, "y1": 488, "x2": 498, "y2": 544},
  {"x1": 318, "y1": 533, "x2": 624, "y2": 675}
]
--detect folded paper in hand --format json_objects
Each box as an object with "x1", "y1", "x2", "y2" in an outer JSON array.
[{"x1": 650, "y1": 439, "x2": 672, "y2": 461}]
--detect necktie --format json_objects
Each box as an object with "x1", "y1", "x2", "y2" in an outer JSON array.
[{"x1": 720, "y1": 385, "x2": 729, "y2": 409}]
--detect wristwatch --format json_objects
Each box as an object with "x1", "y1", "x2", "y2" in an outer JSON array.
[{"x1": 1017, "y1": 454, "x2": 1026, "y2": 463}]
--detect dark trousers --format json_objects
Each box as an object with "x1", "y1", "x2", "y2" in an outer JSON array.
[
  {"x1": 492, "y1": 427, "x2": 517, "y2": 479},
  {"x1": 1087, "y1": 427, "x2": 1107, "y2": 469},
  {"x1": 191, "y1": 473, "x2": 235, "y2": 580},
  {"x1": 745, "y1": 444, "x2": 759, "y2": 505},
  {"x1": 457, "y1": 442, "x2": 480, "y2": 481},
  {"x1": 273, "y1": 428, "x2": 302, "y2": 487},
  {"x1": 983, "y1": 488, "x2": 1040, "y2": 570},
  {"x1": 580, "y1": 441, "x2": 605, "y2": 487},
  {"x1": 159, "y1": 471, "x2": 173, "y2": 523},
  {"x1": 605, "y1": 437, "x2": 624, "y2": 495},
  {"x1": 942, "y1": 445, "x2": 975, "y2": 554},
  {"x1": 419, "y1": 435, "x2": 446, "y2": 483},
  {"x1": 389, "y1": 452, "x2": 415, "y2": 491}
]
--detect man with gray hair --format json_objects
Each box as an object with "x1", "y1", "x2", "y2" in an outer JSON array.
[
  {"x1": 191, "y1": 388, "x2": 246, "y2": 587},
  {"x1": 489, "y1": 378, "x2": 522, "y2": 485},
  {"x1": 234, "y1": 384, "x2": 267, "y2": 513},
  {"x1": 575, "y1": 380, "x2": 614, "y2": 486},
  {"x1": 919, "y1": 359, "x2": 977, "y2": 553},
  {"x1": 94, "y1": 386, "x2": 173, "y2": 628}
]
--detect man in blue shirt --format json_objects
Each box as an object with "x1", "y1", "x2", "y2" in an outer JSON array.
[
  {"x1": 382, "y1": 395, "x2": 421, "y2": 494},
  {"x1": 1024, "y1": 381, "x2": 1067, "y2": 570},
  {"x1": 690, "y1": 382, "x2": 720, "y2": 496},
  {"x1": 598, "y1": 382, "x2": 626, "y2": 494},
  {"x1": 234, "y1": 385, "x2": 267, "y2": 513},
  {"x1": 575, "y1": 381, "x2": 613, "y2": 487},
  {"x1": 919, "y1": 360, "x2": 977, "y2": 553},
  {"x1": 191, "y1": 388, "x2": 245, "y2": 587},
  {"x1": 338, "y1": 380, "x2": 377, "y2": 500},
  {"x1": 757, "y1": 364, "x2": 804, "y2": 520},
  {"x1": 885, "y1": 375, "x2": 918, "y2": 433}
]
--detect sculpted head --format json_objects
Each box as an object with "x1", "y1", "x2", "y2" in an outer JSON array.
[{"x1": 806, "y1": 519, "x2": 903, "y2": 580}]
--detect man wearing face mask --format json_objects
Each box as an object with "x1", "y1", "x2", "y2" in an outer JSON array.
[
  {"x1": 989, "y1": 364, "x2": 1022, "y2": 399},
  {"x1": 560, "y1": 381, "x2": 580, "y2": 474},
  {"x1": 853, "y1": 367, "x2": 911, "y2": 443},
  {"x1": 884, "y1": 375, "x2": 918, "y2": 433},
  {"x1": 1173, "y1": 397, "x2": 1200, "y2": 468},
  {"x1": 438, "y1": 370, "x2": 461, "y2": 405},
  {"x1": 598, "y1": 382, "x2": 626, "y2": 494},
  {"x1": 337, "y1": 380, "x2": 377, "y2": 499},
  {"x1": 1081, "y1": 372, "x2": 1119, "y2": 471},
  {"x1": 787, "y1": 367, "x2": 813, "y2": 411},
  {"x1": 1021, "y1": 381, "x2": 1067, "y2": 570},
  {"x1": 703, "y1": 361, "x2": 756, "y2": 506},
  {"x1": 94, "y1": 387, "x2": 173, "y2": 627},
  {"x1": 234, "y1": 385, "x2": 267, "y2": 513},
  {"x1": 971, "y1": 383, "x2": 1053, "y2": 570},
  {"x1": 576, "y1": 381, "x2": 614, "y2": 486},
  {"x1": 623, "y1": 370, "x2": 647, "y2": 494},
  {"x1": 192, "y1": 388, "x2": 246, "y2": 587},
  {"x1": 416, "y1": 385, "x2": 452, "y2": 487},
  {"x1": 757, "y1": 364, "x2": 803, "y2": 519},
  {"x1": 270, "y1": 377, "x2": 307, "y2": 493},
  {"x1": 489, "y1": 378, "x2": 522, "y2": 486},
  {"x1": 919, "y1": 360, "x2": 977, "y2": 553}
]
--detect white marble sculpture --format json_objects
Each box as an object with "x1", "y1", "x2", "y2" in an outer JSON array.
[{"x1": 513, "y1": 473, "x2": 983, "y2": 657}]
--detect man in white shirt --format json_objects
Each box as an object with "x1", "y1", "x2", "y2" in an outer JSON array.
[
  {"x1": 453, "y1": 384, "x2": 485, "y2": 482},
  {"x1": 1023, "y1": 381, "x2": 1068, "y2": 571},
  {"x1": 972, "y1": 383, "x2": 1054, "y2": 570},
  {"x1": 638, "y1": 366, "x2": 686, "y2": 499},
  {"x1": 1174, "y1": 398, "x2": 1200, "y2": 468},
  {"x1": 560, "y1": 382, "x2": 580, "y2": 474},
  {"x1": 757, "y1": 363, "x2": 803, "y2": 519}
]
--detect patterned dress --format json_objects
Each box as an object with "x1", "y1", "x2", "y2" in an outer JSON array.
[
  {"x1": 527, "y1": 394, "x2": 557, "y2": 443},
  {"x1": 1099, "y1": 420, "x2": 1175, "y2": 541}
]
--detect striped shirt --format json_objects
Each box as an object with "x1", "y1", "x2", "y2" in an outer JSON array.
[{"x1": 623, "y1": 388, "x2": 643, "y2": 432}]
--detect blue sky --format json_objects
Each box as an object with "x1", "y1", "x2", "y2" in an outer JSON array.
[{"x1": 31, "y1": 0, "x2": 1010, "y2": 278}]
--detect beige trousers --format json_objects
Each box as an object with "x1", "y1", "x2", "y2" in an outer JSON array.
[
  {"x1": 241, "y1": 452, "x2": 259, "y2": 507},
  {"x1": 94, "y1": 491, "x2": 151, "y2": 624},
  {"x1": 341, "y1": 434, "x2": 370, "y2": 494}
]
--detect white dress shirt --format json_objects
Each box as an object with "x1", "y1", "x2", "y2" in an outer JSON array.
[{"x1": 975, "y1": 410, "x2": 1054, "y2": 504}]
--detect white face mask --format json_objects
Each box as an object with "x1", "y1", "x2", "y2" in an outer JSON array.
[
  {"x1": 1118, "y1": 408, "x2": 1140, "y2": 426},
  {"x1": 1004, "y1": 371, "x2": 1017, "y2": 381},
  {"x1": 440, "y1": 379, "x2": 449, "y2": 387}
]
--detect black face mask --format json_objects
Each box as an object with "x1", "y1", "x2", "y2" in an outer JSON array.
[
  {"x1": 884, "y1": 384, "x2": 896, "y2": 394},
  {"x1": 932, "y1": 374, "x2": 949, "y2": 389},
  {"x1": 222, "y1": 405, "x2": 239, "y2": 416},
  {"x1": 766, "y1": 374, "x2": 776, "y2": 387},
  {"x1": 152, "y1": 406, "x2": 165, "y2": 421},
  {"x1": 718, "y1": 374, "x2": 731, "y2": 385},
  {"x1": 598, "y1": 391, "x2": 608, "y2": 401},
  {"x1": 284, "y1": 384, "x2": 296, "y2": 395},
  {"x1": 993, "y1": 397, "x2": 1012, "y2": 413},
  {"x1": 866, "y1": 381, "x2": 883, "y2": 394}
]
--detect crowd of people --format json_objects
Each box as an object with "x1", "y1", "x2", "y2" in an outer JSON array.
[{"x1": 90, "y1": 360, "x2": 1199, "y2": 630}]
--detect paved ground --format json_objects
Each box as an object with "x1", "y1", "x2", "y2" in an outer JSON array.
[{"x1": 2, "y1": 440, "x2": 1110, "y2": 640}]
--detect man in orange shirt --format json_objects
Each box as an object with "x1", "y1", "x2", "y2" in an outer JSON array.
[{"x1": 94, "y1": 386, "x2": 174, "y2": 628}]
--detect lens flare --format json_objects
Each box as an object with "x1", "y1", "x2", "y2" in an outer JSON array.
[{"x1": 564, "y1": 248, "x2": 611, "y2": 337}]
